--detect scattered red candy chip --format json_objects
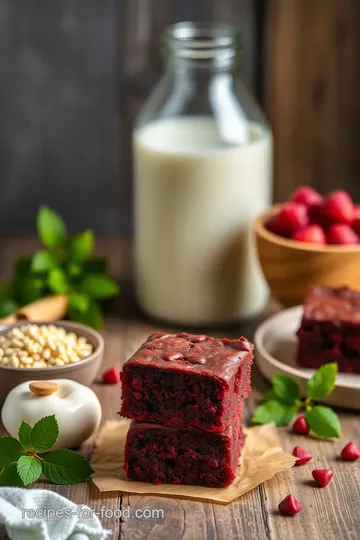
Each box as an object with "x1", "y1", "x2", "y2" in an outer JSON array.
[
  {"x1": 292, "y1": 416, "x2": 310, "y2": 435},
  {"x1": 291, "y1": 186, "x2": 323, "y2": 207},
  {"x1": 278, "y1": 494, "x2": 301, "y2": 516},
  {"x1": 340, "y1": 442, "x2": 360, "y2": 461},
  {"x1": 327, "y1": 224, "x2": 359, "y2": 245},
  {"x1": 312, "y1": 469, "x2": 333, "y2": 487},
  {"x1": 293, "y1": 446, "x2": 312, "y2": 465},
  {"x1": 291, "y1": 225, "x2": 326, "y2": 245},
  {"x1": 102, "y1": 366, "x2": 120, "y2": 384}
]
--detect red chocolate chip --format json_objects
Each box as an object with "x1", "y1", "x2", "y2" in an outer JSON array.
[
  {"x1": 323, "y1": 190, "x2": 354, "y2": 224},
  {"x1": 291, "y1": 225, "x2": 326, "y2": 245},
  {"x1": 291, "y1": 186, "x2": 323, "y2": 207},
  {"x1": 293, "y1": 446, "x2": 312, "y2": 465},
  {"x1": 327, "y1": 223, "x2": 359, "y2": 245},
  {"x1": 292, "y1": 416, "x2": 310, "y2": 435},
  {"x1": 340, "y1": 442, "x2": 360, "y2": 461},
  {"x1": 278, "y1": 494, "x2": 301, "y2": 516},
  {"x1": 312, "y1": 469, "x2": 333, "y2": 487},
  {"x1": 102, "y1": 366, "x2": 120, "y2": 384}
]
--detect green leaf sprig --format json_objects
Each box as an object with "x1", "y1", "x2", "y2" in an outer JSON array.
[
  {"x1": 0, "y1": 415, "x2": 94, "y2": 487},
  {"x1": 0, "y1": 206, "x2": 120, "y2": 329},
  {"x1": 252, "y1": 363, "x2": 341, "y2": 438}
]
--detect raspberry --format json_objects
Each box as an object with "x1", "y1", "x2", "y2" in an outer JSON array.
[
  {"x1": 293, "y1": 446, "x2": 312, "y2": 465},
  {"x1": 323, "y1": 190, "x2": 354, "y2": 224},
  {"x1": 312, "y1": 469, "x2": 333, "y2": 487},
  {"x1": 291, "y1": 225, "x2": 326, "y2": 245},
  {"x1": 327, "y1": 224, "x2": 359, "y2": 245},
  {"x1": 292, "y1": 416, "x2": 310, "y2": 435},
  {"x1": 340, "y1": 442, "x2": 360, "y2": 461},
  {"x1": 102, "y1": 366, "x2": 120, "y2": 384},
  {"x1": 266, "y1": 203, "x2": 308, "y2": 237},
  {"x1": 352, "y1": 206, "x2": 360, "y2": 235},
  {"x1": 278, "y1": 494, "x2": 301, "y2": 516},
  {"x1": 291, "y1": 186, "x2": 323, "y2": 207}
]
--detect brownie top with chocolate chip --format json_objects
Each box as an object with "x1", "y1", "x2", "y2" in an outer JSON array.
[{"x1": 125, "y1": 331, "x2": 253, "y2": 384}]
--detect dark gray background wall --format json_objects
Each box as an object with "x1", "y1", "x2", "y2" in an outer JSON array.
[{"x1": 0, "y1": 0, "x2": 257, "y2": 235}]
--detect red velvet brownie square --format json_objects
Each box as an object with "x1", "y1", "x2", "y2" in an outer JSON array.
[
  {"x1": 297, "y1": 285, "x2": 360, "y2": 374},
  {"x1": 124, "y1": 409, "x2": 245, "y2": 487},
  {"x1": 120, "y1": 332, "x2": 253, "y2": 432}
]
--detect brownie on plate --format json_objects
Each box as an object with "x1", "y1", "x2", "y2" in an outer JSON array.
[
  {"x1": 124, "y1": 409, "x2": 245, "y2": 487},
  {"x1": 120, "y1": 332, "x2": 253, "y2": 432},
  {"x1": 296, "y1": 285, "x2": 360, "y2": 374}
]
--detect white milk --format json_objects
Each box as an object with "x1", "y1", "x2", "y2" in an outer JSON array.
[{"x1": 133, "y1": 117, "x2": 272, "y2": 325}]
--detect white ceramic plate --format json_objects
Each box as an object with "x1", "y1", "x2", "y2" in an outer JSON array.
[{"x1": 255, "y1": 306, "x2": 360, "y2": 410}]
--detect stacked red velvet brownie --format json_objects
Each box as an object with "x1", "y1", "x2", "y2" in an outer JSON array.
[
  {"x1": 120, "y1": 332, "x2": 253, "y2": 487},
  {"x1": 297, "y1": 285, "x2": 360, "y2": 374}
]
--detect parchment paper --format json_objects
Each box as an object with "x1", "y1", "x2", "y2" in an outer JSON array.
[{"x1": 91, "y1": 419, "x2": 296, "y2": 504}]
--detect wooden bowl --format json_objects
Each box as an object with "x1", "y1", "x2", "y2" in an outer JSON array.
[
  {"x1": 0, "y1": 321, "x2": 104, "y2": 406},
  {"x1": 253, "y1": 205, "x2": 360, "y2": 306}
]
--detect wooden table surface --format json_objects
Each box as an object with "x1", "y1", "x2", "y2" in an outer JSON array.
[{"x1": 0, "y1": 237, "x2": 359, "y2": 540}]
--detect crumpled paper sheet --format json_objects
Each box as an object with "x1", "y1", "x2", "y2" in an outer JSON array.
[{"x1": 91, "y1": 419, "x2": 296, "y2": 504}]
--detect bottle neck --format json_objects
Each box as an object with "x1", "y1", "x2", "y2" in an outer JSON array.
[{"x1": 162, "y1": 22, "x2": 241, "y2": 77}]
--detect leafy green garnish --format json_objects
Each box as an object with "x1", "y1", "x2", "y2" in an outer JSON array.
[
  {"x1": 252, "y1": 363, "x2": 340, "y2": 438},
  {"x1": 252, "y1": 400, "x2": 297, "y2": 427},
  {"x1": 42, "y1": 450, "x2": 94, "y2": 485},
  {"x1": 305, "y1": 405, "x2": 341, "y2": 438},
  {"x1": 0, "y1": 206, "x2": 119, "y2": 328},
  {"x1": 37, "y1": 206, "x2": 66, "y2": 249},
  {"x1": 0, "y1": 415, "x2": 94, "y2": 487},
  {"x1": 306, "y1": 363, "x2": 338, "y2": 399}
]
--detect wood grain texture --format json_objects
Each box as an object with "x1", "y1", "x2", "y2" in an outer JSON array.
[
  {"x1": 0, "y1": 237, "x2": 359, "y2": 540},
  {"x1": 264, "y1": 0, "x2": 360, "y2": 202}
]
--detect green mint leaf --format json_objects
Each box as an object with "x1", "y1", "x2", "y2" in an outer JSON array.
[
  {"x1": 14, "y1": 256, "x2": 32, "y2": 279},
  {"x1": 263, "y1": 390, "x2": 278, "y2": 401},
  {"x1": 0, "y1": 299, "x2": 18, "y2": 318},
  {"x1": 69, "y1": 292, "x2": 90, "y2": 313},
  {"x1": 252, "y1": 400, "x2": 297, "y2": 427},
  {"x1": 272, "y1": 374, "x2": 300, "y2": 404},
  {"x1": 68, "y1": 263, "x2": 83, "y2": 278},
  {"x1": 13, "y1": 276, "x2": 45, "y2": 305},
  {"x1": 68, "y1": 300, "x2": 103, "y2": 330},
  {"x1": 31, "y1": 250, "x2": 59, "y2": 273},
  {"x1": 307, "y1": 363, "x2": 338, "y2": 399},
  {"x1": 305, "y1": 405, "x2": 341, "y2": 438},
  {"x1": 42, "y1": 449, "x2": 94, "y2": 485},
  {"x1": 37, "y1": 206, "x2": 66, "y2": 249},
  {"x1": 0, "y1": 282, "x2": 11, "y2": 300},
  {"x1": 79, "y1": 274, "x2": 119, "y2": 299},
  {"x1": 29, "y1": 415, "x2": 59, "y2": 453},
  {"x1": 18, "y1": 422, "x2": 33, "y2": 450},
  {"x1": 83, "y1": 258, "x2": 107, "y2": 274},
  {"x1": 17, "y1": 456, "x2": 42, "y2": 486},
  {"x1": 0, "y1": 438, "x2": 24, "y2": 468},
  {"x1": 48, "y1": 268, "x2": 69, "y2": 294},
  {"x1": 0, "y1": 463, "x2": 24, "y2": 487},
  {"x1": 68, "y1": 230, "x2": 94, "y2": 262}
]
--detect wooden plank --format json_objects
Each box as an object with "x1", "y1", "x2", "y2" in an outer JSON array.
[
  {"x1": 264, "y1": 0, "x2": 360, "y2": 202},
  {"x1": 0, "y1": 237, "x2": 359, "y2": 539}
]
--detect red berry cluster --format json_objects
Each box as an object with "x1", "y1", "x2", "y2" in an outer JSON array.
[{"x1": 266, "y1": 186, "x2": 360, "y2": 245}]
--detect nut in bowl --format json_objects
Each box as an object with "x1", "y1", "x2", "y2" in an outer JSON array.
[
  {"x1": 253, "y1": 205, "x2": 360, "y2": 307},
  {"x1": 0, "y1": 320, "x2": 104, "y2": 405}
]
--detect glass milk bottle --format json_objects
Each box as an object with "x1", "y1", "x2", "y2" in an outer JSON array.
[{"x1": 133, "y1": 23, "x2": 273, "y2": 325}]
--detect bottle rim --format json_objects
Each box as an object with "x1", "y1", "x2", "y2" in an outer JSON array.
[{"x1": 162, "y1": 22, "x2": 242, "y2": 62}]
